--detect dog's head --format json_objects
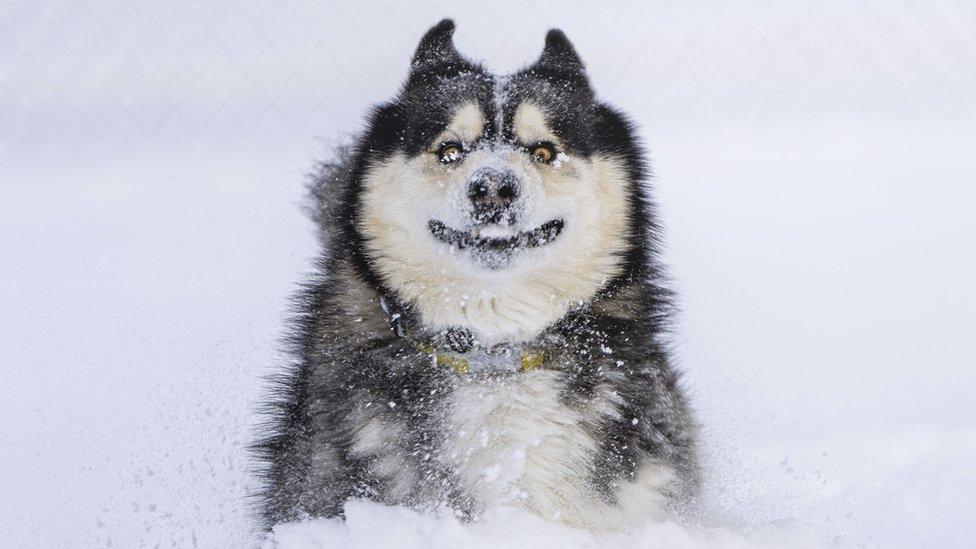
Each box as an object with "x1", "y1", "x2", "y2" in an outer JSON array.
[{"x1": 351, "y1": 20, "x2": 648, "y2": 344}]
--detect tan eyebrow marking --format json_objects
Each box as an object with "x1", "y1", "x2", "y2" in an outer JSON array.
[
  {"x1": 513, "y1": 102, "x2": 558, "y2": 145},
  {"x1": 433, "y1": 102, "x2": 485, "y2": 147}
]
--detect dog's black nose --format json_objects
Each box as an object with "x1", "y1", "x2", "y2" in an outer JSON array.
[{"x1": 468, "y1": 168, "x2": 520, "y2": 223}]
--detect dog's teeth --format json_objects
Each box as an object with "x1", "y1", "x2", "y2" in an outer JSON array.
[{"x1": 475, "y1": 226, "x2": 519, "y2": 239}]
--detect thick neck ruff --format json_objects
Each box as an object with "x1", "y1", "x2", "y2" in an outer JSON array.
[{"x1": 379, "y1": 295, "x2": 552, "y2": 375}]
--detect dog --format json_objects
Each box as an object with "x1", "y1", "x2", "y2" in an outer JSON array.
[{"x1": 255, "y1": 19, "x2": 698, "y2": 531}]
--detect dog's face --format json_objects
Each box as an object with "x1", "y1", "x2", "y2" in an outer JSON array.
[{"x1": 355, "y1": 21, "x2": 645, "y2": 344}]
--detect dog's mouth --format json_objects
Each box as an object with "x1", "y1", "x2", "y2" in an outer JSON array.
[{"x1": 428, "y1": 218, "x2": 564, "y2": 254}]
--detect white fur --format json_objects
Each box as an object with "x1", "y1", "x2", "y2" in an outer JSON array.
[
  {"x1": 350, "y1": 101, "x2": 672, "y2": 527},
  {"x1": 443, "y1": 371, "x2": 675, "y2": 529},
  {"x1": 358, "y1": 102, "x2": 633, "y2": 345},
  {"x1": 349, "y1": 411, "x2": 419, "y2": 502}
]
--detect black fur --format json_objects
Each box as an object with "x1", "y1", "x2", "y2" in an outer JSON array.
[{"x1": 253, "y1": 19, "x2": 698, "y2": 530}]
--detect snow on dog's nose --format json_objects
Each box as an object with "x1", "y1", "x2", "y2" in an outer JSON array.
[{"x1": 467, "y1": 167, "x2": 520, "y2": 225}]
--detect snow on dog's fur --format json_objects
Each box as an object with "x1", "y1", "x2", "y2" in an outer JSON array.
[{"x1": 254, "y1": 19, "x2": 699, "y2": 532}]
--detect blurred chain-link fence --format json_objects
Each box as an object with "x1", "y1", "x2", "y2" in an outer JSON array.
[{"x1": 2, "y1": 0, "x2": 975, "y2": 164}]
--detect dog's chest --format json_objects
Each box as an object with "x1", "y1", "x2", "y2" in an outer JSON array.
[{"x1": 442, "y1": 370, "x2": 608, "y2": 523}]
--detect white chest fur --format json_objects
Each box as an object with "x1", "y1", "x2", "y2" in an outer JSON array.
[{"x1": 443, "y1": 370, "x2": 675, "y2": 530}]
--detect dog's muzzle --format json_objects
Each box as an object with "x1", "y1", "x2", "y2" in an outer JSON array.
[{"x1": 468, "y1": 167, "x2": 520, "y2": 225}]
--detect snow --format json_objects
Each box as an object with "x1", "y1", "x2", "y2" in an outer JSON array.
[
  {"x1": 264, "y1": 500, "x2": 793, "y2": 549},
  {"x1": 3, "y1": 1, "x2": 976, "y2": 547}
]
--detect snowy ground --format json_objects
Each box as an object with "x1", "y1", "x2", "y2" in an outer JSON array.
[{"x1": 3, "y1": 2, "x2": 976, "y2": 547}]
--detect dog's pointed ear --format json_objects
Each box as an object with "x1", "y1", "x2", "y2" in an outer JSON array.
[
  {"x1": 411, "y1": 19, "x2": 462, "y2": 68},
  {"x1": 533, "y1": 29, "x2": 585, "y2": 74}
]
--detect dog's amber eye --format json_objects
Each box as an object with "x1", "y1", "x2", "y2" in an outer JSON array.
[
  {"x1": 530, "y1": 143, "x2": 555, "y2": 163},
  {"x1": 437, "y1": 142, "x2": 463, "y2": 163}
]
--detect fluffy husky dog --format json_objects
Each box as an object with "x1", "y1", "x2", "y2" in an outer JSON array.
[{"x1": 256, "y1": 19, "x2": 698, "y2": 530}]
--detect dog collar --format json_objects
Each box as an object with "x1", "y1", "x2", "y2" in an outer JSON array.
[
  {"x1": 412, "y1": 340, "x2": 547, "y2": 375},
  {"x1": 379, "y1": 295, "x2": 548, "y2": 374}
]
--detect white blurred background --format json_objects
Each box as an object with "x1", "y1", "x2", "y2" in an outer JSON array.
[{"x1": 2, "y1": 1, "x2": 975, "y2": 547}]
